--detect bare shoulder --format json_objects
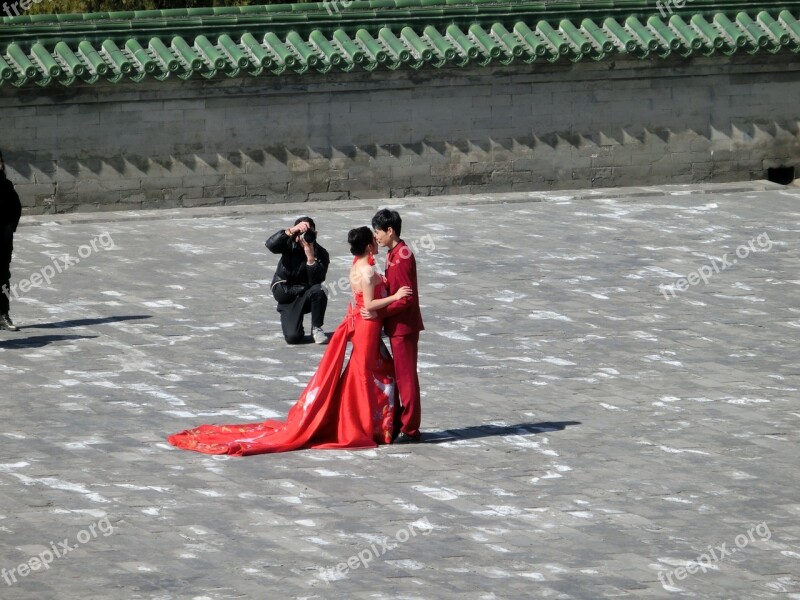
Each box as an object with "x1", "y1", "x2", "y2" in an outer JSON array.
[
  {"x1": 350, "y1": 264, "x2": 376, "y2": 289},
  {"x1": 359, "y1": 264, "x2": 379, "y2": 283}
]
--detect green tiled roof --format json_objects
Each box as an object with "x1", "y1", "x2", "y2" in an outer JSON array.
[{"x1": 1, "y1": 1, "x2": 800, "y2": 87}]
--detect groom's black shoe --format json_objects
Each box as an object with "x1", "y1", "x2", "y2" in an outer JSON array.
[{"x1": 394, "y1": 432, "x2": 421, "y2": 444}]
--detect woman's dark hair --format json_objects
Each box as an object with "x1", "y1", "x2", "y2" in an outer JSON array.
[
  {"x1": 348, "y1": 226, "x2": 374, "y2": 256},
  {"x1": 371, "y1": 209, "x2": 401, "y2": 236}
]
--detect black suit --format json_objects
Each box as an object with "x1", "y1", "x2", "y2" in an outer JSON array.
[
  {"x1": 0, "y1": 174, "x2": 21, "y2": 316},
  {"x1": 265, "y1": 230, "x2": 330, "y2": 344}
]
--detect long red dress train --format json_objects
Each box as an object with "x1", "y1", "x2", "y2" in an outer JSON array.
[{"x1": 167, "y1": 279, "x2": 395, "y2": 456}]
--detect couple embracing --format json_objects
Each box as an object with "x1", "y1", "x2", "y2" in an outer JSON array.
[{"x1": 168, "y1": 209, "x2": 424, "y2": 455}]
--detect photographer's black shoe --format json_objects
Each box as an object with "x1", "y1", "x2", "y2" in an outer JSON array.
[
  {"x1": 0, "y1": 314, "x2": 19, "y2": 331},
  {"x1": 394, "y1": 432, "x2": 421, "y2": 444}
]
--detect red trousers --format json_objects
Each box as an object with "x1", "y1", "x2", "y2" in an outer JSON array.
[{"x1": 390, "y1": 332, "x2": 421, "y2": 437}]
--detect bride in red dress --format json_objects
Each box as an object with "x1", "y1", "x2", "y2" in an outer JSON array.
[{"x1": 167, "y1": 227, "x2": 412, "y2": 455}]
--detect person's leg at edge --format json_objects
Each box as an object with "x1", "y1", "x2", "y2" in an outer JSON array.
[
  {"x1": 1, "y1": 221, "x2": 18, "y2": 329},
  {"x1": 0, "y1": 249, "x2": 11, "y2": 317},
  {"x1": 391, "y1": 332, "x2": 421, "y2": 438},
  {"x1": 0, "y1": 270, "x2": 9, "y2": 316},
  {"x1": 0, "y1": 228, "x2": 12, "y2": 317}
]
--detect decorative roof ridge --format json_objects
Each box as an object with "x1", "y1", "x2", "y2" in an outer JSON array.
[
  {"x1": 2, "y1": 3, "x2": 799, "y2": 88},
  {"x1": 4, "y1": 0, "x2": 800, "y2": 29},
  {"x1": 4, "y1": 1, "x2": 800, "y2": 45}
]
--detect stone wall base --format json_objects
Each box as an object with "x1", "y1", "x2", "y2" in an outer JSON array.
[{"x1": 3, "y1": 54, "x2": 799, "y2": 213}]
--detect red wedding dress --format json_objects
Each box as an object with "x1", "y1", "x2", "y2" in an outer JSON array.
[{"x1": 167, "y1": 272, "x2": 396, "y2": 455}]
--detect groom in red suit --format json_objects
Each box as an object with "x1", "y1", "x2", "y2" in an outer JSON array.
[{"x1": 370, "y1": 209, "x2": 424, "y2": 443}]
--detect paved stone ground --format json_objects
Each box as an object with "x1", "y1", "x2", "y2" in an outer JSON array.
[{"x1": 1, "y1": 183, "x2": 799, "y2": 600}]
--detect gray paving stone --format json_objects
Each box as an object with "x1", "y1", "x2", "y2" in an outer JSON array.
[{"x1": 0, "y1": 183, "x2": 799, "y2": 599}]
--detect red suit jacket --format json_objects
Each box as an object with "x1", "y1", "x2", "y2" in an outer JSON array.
[{"x1": 382, "y1": 240, "x2": 424, "y2": 337}]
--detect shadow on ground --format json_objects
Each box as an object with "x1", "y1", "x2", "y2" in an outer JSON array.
[
  {"x1": 0, "y1": 334, "x2": 99, "y2": 349},
  {"x1": 19, "y1": 315, "x2": 151, "y2": 330},
  {"x1": 422, "y1": 421, "x2": 581, "y2": 444}
]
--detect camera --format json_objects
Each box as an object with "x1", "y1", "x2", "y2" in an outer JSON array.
[{"x1": 301, "y1": 229, "x2": 316, "y2": 245}]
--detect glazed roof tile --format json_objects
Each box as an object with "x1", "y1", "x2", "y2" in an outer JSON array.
[{"x1": 1, "y1": 1, "x2": 799, "y2": 87}]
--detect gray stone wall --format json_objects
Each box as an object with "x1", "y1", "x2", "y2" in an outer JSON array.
[{"x1": 2, "y1": 53, "x2": 799, "y2": 213}]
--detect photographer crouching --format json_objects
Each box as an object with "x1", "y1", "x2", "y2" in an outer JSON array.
[{"x1": 265, "y1": 217, "x2": 330, "y2": 345}]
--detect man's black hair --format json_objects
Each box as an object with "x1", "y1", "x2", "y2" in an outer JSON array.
[
  {"x1": 371, "y1": 209, "x2": 401, "y2": 236},
  {"x1": 294, "y1": 216, "x2": 315, "y2": 229}
]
